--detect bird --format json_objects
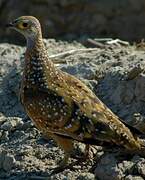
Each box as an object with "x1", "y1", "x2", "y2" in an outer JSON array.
[{"x1": 6, "y1": 16, "x2": 144, "y2": 168}]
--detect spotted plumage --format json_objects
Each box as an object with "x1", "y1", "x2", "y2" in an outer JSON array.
[{"x1": 7, "y1": 16, "x2": 144, "y2": 167}]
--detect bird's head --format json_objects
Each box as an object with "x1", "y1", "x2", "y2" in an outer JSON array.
[{"x1": 6, "y1": 16, "x2": 42, "y2": 40}]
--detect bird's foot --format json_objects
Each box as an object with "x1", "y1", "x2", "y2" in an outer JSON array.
[
  {"x1": 71, "y1": 144, "x2": 90, "y2": 162},
  {"x1": 49, "y1": 148, "x2": 92, "y2": 176},
  {"x1": 49, "y1": 145, "x2": 97, "y2": 176},
  {"x1": 70, "y1": 144, "x2": 97, "y2": 168}
]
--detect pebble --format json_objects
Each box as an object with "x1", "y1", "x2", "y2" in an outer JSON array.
[
  {"x1": 1, "y1": 131, "x2": 9, "y2": 141},
  {"x1": 95, "y1": 154, "x2": 124, "y2": 180},
  {"x1": 136, "y1": 159, "x2": 145, "y2": 177},
  {"x1": 3, "y1": 154, "x2": 16, "y2": 171},
  {"x1": 0, "y1": 151, "x2": 16, "y2": 171},
  {"x1": 1, "y1": 117, "x2": 23, "y2": 131},
  {"x1": 77, "y1": 173, "x2": 95, "y2": 180},
  {"x1": 0, "y1": 113, "x2": 6, "y2": 125},
  {"x1": 125, "y1": 175, "x2": 144, "y2": 180}
]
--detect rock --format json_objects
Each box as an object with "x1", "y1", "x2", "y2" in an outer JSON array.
[
  {"x1": 1, "y1": 131, "x2": 9, "y2": 141},
  {"x1": 1, "y1": 117, "x2": 23, "y2": 132},
  {"x1": 125, "y1": 175, "x2": 144, "y2": 180},
  {"x1": 130, "y1": 113, "x2": 145, "y2": 134},
  {"x1": 117, "y1": 160, "x2": 134, "y2": 174},
  {"x1": 61, "y1": 63, "x2": 97, "y2": 80},
  {"x1": 3, "y1": 153, "x2": 16, "y2": 171},
  {"x1": 0, "y1": 150, "x2": 5, "y2": 169},
  {"x1": 135, "y1": 74, "x2": 145, "y2": 101},
  {"x1": 136, "y1": 159, "x2": 145, "y2": 177},
  {"x1": 111, "y1": 81, "x2": 135, "y2": 105},
  {"x1": 95, "y1": 154, "x2": 124, "y2": 180},
  {"x1": 77, "y1": 172, "x2": 95, "y2": 180},
  {"x1": 126, "y1": 65, "x2": 143, "y2": 80},
  {"x1": 0, "y1": 151, "x2": 16, "y2": 171},
  {"x1": 120, "y1": 82, "x2": 135, "y2": 104},
  {"x1": 0, "y1": 113, "x2": 6, "y2": 125},
  {"x1": 0, "y1": 131, "x2": 2, "y2": 139}
]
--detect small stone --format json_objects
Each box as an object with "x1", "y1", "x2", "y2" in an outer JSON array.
[
  {"x1": 95, "y1": 154, "x2": 124, "y2": 180},
  {"x1": 118, "y1": 160, "x2": 134, "y2": 174},
  {"x1": 13, "y1": 130, "x2": 25, "y2": 137},
  {"x1": 3, "y1": 154, "x2": 16, "y2": 171},
  {"x1": 0, "y1": 114, "x2": 6, "y2": 126},
  {"x1": 1, "y1": 121, "x2": 15, "y2": 131},
  {"x1": 135, "y1": 74, "x2": 145, "y2": 101},
  {"x1": 77, "y1": 172, "x2": 95, "y2": 180},
  {"x1": 0, "y1": 150, "x2": 5, "y2": 169},
  {"x1": 125, "y1": 175, "x2": 144, "y2": 180},
  {"x1": 1, "y1": 131, "x2": 9, "y2": 141},
  {"x1": 20, "y1": 121, "x2": 34, "y2": 130},
  {"x1": 136, "y1": 159, "x2": 145, "y2": 177},
  {"x1": 130, "y1": 113, "x2": 145, "y2": 134},
  {"x1": 0, "y1": 131, "x2": 2, "y2": 139},
  {"x1": 1, "y1": 117, "x2": 22, "y2": 132},
  {"x1": 126, "y1": 65, "x2": 143, "y2": 80}
]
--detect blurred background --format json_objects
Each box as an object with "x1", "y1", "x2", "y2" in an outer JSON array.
[{"x1": 1, "y1": 0, "x2": 145, "y2": 44}]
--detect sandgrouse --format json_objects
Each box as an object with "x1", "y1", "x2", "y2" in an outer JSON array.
[{"x1": 7, "y1": 16, "x2": 144, "y2": 166}]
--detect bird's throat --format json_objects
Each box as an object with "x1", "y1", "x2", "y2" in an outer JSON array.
[{"x1": 26, "y1": 34, "x2": 43, "y2": 50}]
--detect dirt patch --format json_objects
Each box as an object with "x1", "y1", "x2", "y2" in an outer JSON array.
[{"x1": 0, "y1": 39, "x2": 145, "y2": 179}]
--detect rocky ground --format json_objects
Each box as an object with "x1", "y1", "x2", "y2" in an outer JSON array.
[{"x1": 0, "y1": 39, "x2": 145, "y2": 180}]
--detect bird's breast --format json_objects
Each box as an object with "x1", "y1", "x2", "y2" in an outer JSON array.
[{"x1": 21, "y1": 87, "x2": 72, "y2": 131}]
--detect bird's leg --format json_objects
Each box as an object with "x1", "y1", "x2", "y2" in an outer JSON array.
[
  {"x1": 48, "y1": 134, "x2": 77, "y2": 176},
  {"x1": 79, "y1": 144, "x2": 90, "y2": 161},
  {"x1": 58, "y1": 152, "x2": 70, "y2": 167},
  {"x1": 79, "y1": 144, "x2": 96, "y2": 163},
  {"x1": 51, "y1": 134, "x2": 74, "y2": 167}
]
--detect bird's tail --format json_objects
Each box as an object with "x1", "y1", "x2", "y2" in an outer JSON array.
[{"x1": 118, "y1": 117, "x2": 145, "y2": 150}]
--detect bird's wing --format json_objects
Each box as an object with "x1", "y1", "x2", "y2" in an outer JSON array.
[
  {"x1": 62, "y1": 72, "x2": 118, "y2": 125},
  {"x1": 56, "y1": 72, "x2": 141, "y2": 149}
]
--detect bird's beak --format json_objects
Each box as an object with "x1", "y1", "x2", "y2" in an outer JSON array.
[{"x1": 5, "y1": 22, "x2": 14, "y2": 28}]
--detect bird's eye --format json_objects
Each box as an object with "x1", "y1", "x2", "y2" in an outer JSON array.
[
  {"x1": 22, "y1": 22, "x2": 28, "y2": 28},
  {"x1": 18, "y1": 22, "x2": 29, "y2": 29}
]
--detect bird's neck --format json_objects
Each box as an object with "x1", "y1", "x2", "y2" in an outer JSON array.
[
  {"x1": 25, "y1": 35, "x2": 54, "y2": 71},
  {"x1": 26, "y1": 33, "x2": 43, "y2": 50},
  {"x1": 24, "y1": 35, "x2": 60, "y2": 90}
]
